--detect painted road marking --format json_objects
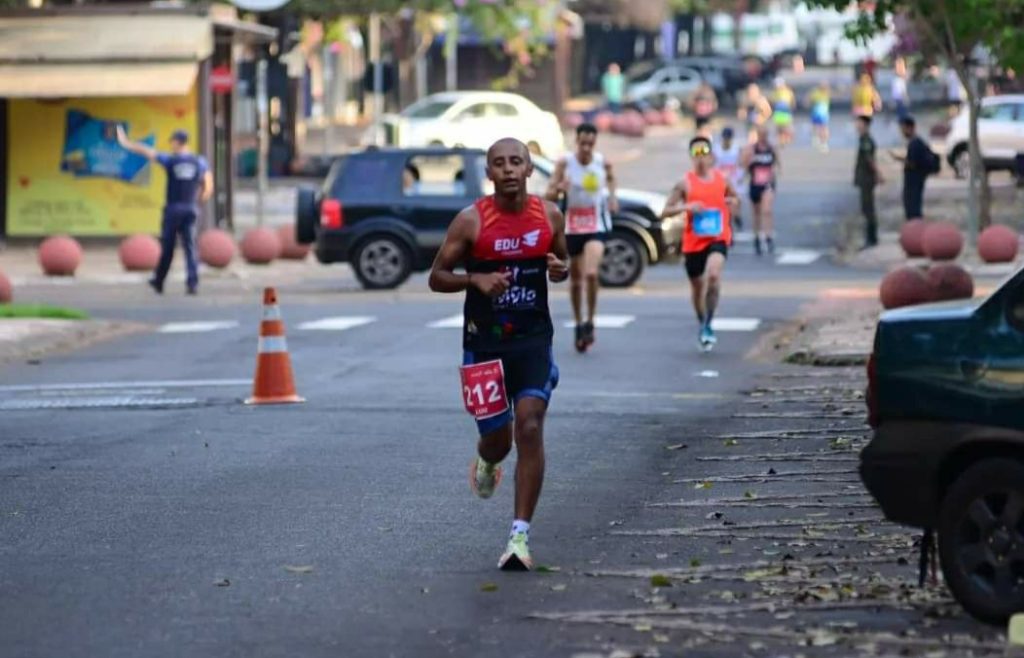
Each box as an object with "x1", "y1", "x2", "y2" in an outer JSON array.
[
  {"x1": 711, "y1": 317, "x2": 761, "y2": 332},
  {"x1": 158, "y1": 321, "x2": 239, "y2": 334},
  {"x1": 0, "y1": 396, "x2": 200, "y2": 411},
  {"x1": 561, "y1": 314, "x2": 636, "y2": 329},
  {"x1": 298, "y1": 316, "x2": 376, "y2": 331},
  {"x1": 428, "y1": 314, "x2": 464, "y2": 329},
  {"x1": 775, "y1": 250, "x2": 821, "y2": 265},
  {"x1": 0, "y1": 379, "x2": 250, "y2": 393}
]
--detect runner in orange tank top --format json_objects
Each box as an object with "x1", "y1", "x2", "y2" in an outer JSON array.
[{"x1": 661, "y1": 135, "x2": 740, "y2": 351}]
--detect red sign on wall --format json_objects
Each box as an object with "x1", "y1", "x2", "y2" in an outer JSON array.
[{"x1": 209, "y1": 66, "x2": 235, "y2": 94}]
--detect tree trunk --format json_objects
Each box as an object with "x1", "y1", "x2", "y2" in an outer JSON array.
[{"x1": 957, "y1": 63, "x2": 986, "y2": 245}]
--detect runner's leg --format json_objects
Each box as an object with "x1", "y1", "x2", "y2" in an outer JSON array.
[
  {"x1": 583, "y1": 239, "x2": 604, "y2": 324},
  {"x1": 761, "y1": 188, "x2": 776, "y2": 251},
  {"x1": 569, "y1": 256, "x2": 584, "y2": 325},
  {"x1": 689, "y1": 273, "x2": 706, "y2": 324},
  {"x1": 704, "y1": 252, "x2": 725, "y2": 324},
  {"x1": 512, "y1": 396, "x2": 547, "y2": 523},
  {"x1": 751, "y1": 196, "x2": 763, "y2": 255},
  {"x1": 478, "y1": 424, "x2": 513, "y2": 466}
]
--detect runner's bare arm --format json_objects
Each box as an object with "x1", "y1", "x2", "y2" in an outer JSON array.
[
  {"x1": 115, "y1": 125, "x2": 158, "y2": 161},
  {"x1": 429, "y1": 208, "x2": 511, "y2": 296},
  {"x1": 773, "y1": 148, "x2": 782, "y2": 178},
  {"x1": 661, "y1": 180, "x2": 702, "y2": 217},
  {"x1": 544, "y1": 159, "x2": 568, "y2": 202},
  {"x1": 544, "y1": 201, "x2": 569, "y2": 283},
  {"x1": 605, "y1": 160, "x2": 620, "y2": 213},
  {"x1": 724, "y1": 179, "x2": 741, "y2": 214}
]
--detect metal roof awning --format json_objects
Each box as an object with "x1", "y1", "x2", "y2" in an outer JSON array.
[
  {"x1": 0, "y1": 61, "x2": 198, "y2": 98},
  {"x1": 0, "y1": 14, "x2": 213, "y2": 62}
]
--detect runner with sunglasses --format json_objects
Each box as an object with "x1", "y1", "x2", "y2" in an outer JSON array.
[{"x1": 661, "y1": 136, "x2": 740, "y2": 351}]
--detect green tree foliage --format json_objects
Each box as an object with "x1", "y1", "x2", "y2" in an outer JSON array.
[{"x1": 804, "y1": 0, "x2": 1024, "y2": 232}]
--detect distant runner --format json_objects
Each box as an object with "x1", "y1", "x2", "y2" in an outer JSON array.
[
  {"x1": 713, "y1": 126, "x2": 745, "y2": 231},
  {"x1": 429, "y1": 138, "x2": 569, "y2": 571},
  {"x1": 739, "y1": 83, "x2": 773, "y2": 144},
  {"x1": 771, "y1": 77, "x2": 796, "y2": 146},
  {"x1": 807, "y1": 81, "x2": 832, "y2": 152},
  {"x1": 661, "y1": 136, "x2": 740, "y2": 351},
  {"x1": 545, "y1": 123, "x2": 618, "y2": 352},
  {"x1": 742, "y1": 126, "x2": 781, "y2": 256}
]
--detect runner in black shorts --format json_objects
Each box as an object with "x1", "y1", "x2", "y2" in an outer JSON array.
[
  {"x1": 742, "y1": 126, "x2": 780, "y2": 256},
  {"x1": 662, "y1": 136, "x2": 740, "y2": 351},
  {"x1": 546, "y1": 123, "x2": 618, "y2": 352},
  {"x1": 429, "y1": 138, "x2": 569, "y2": 571}
]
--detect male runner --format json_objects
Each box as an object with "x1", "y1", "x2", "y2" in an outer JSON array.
[
  {"x1": 661, "y1": 136, "x2": 740, "y2": 351},
  {"x1": 545, "y1": 123, "x2": 618, "y2": 352},
  {"x1": 429, "y1": 138, "x2": 569, "y2": 571},
  {"x1": 742, "y1": 126, "x2": 781, "y2": 256}
]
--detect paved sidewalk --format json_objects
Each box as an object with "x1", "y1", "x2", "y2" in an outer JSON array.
[{"x1": 0, "y1": 318, "x2": 144, "y2": 364}]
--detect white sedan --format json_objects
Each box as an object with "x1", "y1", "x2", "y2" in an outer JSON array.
[
  {"x1": 379, "y1": 91, "x2": 565, "y2": 158},
  {"x1": 945, "y1": 94, "x2": 1024, "y2": 179}
]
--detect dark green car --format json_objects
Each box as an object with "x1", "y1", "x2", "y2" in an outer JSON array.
[{"x1": 861, "y1": 266, "x2": 1024, "y2": 624}]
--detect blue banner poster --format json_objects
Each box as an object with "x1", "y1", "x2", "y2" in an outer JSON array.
[{"x1": 60, "y1": 109, "x2": 152, "y2": 185}]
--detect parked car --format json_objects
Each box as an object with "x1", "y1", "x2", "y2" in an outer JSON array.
[
  {"x1": 944, "y1": 94, "x2": 1024, "y2": 179},
  {"x1": 625, "y1": 63, "x2": 705, "y2": 109},
  {"x1": 861, "y1": 265, "x2": 1024, "y2": 624},
  {"x1": 376, "y1": 91, "x2": 564, "y2": 159},
  {"x1": 295, "y1": 147, "x2": 681, "y2": 290}
]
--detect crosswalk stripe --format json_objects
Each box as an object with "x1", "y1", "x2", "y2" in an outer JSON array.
[
  {"x1": 158, "y1": 321, "x2": 239, "y2": 333},
  {"x1": 297, "y1": 316, "x2": 376, "y2": 331},
  {"x1": 711, "y1": 317, "x2": 761, "y2": 332},
  {"x1": 561, "y1": 314, "x2": 636, "y2": 329},
  {"x1": 428, "y1": 314, "x2": 464, "y2": 329},
  {"x1": 775, "y1": 250, "x2": 821, "y2": 265}
]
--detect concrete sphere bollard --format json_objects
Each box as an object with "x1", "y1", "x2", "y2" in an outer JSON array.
[
  {"x1": 240, "y1": 227, "x2": 281, "y2": 265},
  {"x1": 923, "y1": 221, "x2": 964, "y2": 261},
  {"x1": 118, "y1": 234, "x2": 161, "y2": 272},
  {"x1": 899, "y1": 219, "x2": 928, "y2": 257},
  {"x1": 643, "y1": 108, "x2": 664, "y2": 126},
  {"x1": 978, "y1": 224, "x2": 1019, "y2": 263},
  {"x1": 198, "y1": 229, "x2": 236, "y2": 269},
  {"x1": 276, "y1": 224, "x2": 310, "y2": 260},
  {"x1": 593, "y1": 112, "x2": 614, "y2": 133},
  {"x1": 0, "y1": 269, "x2": 11, "y2": 303},
  {"x1": 38, "y1": 235, "x2": 83, "y2": 276},
  {"x1": 879, "y1": 266, "x2": 932, "y2": 309},
  {"x1": 927, "y1": 263, "x2": 974, "y2": 301},
  {"x1": 563, "y1": 112, "x2": 584, "y2": 130}
]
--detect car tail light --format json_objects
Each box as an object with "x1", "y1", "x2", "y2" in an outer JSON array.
[
  {"x1": 866, "y1": 352, "x2": 880, "y2": 428},
  {"x1": 320, "y1": 199, "x2": 344, "y2": 229}
]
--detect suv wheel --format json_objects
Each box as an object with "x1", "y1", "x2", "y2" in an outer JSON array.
[
  {"x1": 600, "y1": 231, "x2": 646, "y2": 288},
  {"x1": 953, "y1": 146, "x2": 971, "y2": 180},
  {"x1": 938, "y1": 458, "x2": 1024, "y2": 625},
  {"x1": 352, "y1": 235, "x2": 412, "y2": 290}
]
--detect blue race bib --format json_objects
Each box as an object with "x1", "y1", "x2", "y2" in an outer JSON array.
[{"x1": 693, "y1": 209, "x2": 723, "y2": 237}]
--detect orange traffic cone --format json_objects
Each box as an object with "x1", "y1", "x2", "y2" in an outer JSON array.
[{"x1": 245, "y1": 287, "x2": 304, "y2": 405}]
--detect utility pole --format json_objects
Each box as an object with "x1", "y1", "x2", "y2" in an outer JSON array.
[
  {"x1": 255, "y1": 58, "x2": 268, "y2": 227},
  {"x1": 369, "y1": 12, "x2": 384, "y2": 146},
  {"x1": 445, "y1": 13, "x2": 458, "y2": 91}
]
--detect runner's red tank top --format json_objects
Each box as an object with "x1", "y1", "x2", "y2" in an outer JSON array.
[
  {"x1": 682, "y1": 170, "x2": 731, "y2": 254},
  {"x1": 464, "y1": 195, "x2": 553, "y2": 352}
]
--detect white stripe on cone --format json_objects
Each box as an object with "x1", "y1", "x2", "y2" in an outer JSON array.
[{"x1": 257, "y1": 336, "x2": 289, "y2": 353}]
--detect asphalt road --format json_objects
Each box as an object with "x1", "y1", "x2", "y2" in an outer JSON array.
[{"x1": 0, "y1": 130, "x2": 999, "y2": 657}]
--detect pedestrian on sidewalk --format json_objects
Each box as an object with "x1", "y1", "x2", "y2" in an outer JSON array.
[
  {"x1": 891, "y1": 116, "x2": 940, "y2": 221},
  {"x1": 117, "y1": 127, "x2": 212, "y2": 295},
  {"x1": 602, "y1": 63, "x2": 625, "y2": 114},
  {"x1": 851, "y1": 73, "x2": 882, "y2": 119},
  {"x1": 854, "y1": 115, "x2": 884, "y2": 249}
]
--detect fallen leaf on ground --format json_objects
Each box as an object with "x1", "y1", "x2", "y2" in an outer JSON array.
[
  {"x1": 695, "y1": 481, "x2": 713, "y2": 490},
  {"x1": 480, "y1": 583, "x2": 498, "y2": 592},
  {"x1": 690, "y1": 558, "x2": 702, "y2": 567},
  {"x1": 213, "y1": 578, "x2": 230, "y2": 587},
  {"x1": 632, "y1": 623, "x2": 652, "y2": 632},
  {"x1": 665, "y1": 443, "x2": 688, "y2": 451},
  {"x1": 550, "y1": 584, "x2": 567, "y2": 592},
  {"x1": 535, "y1": 565, "x2": 561, "y2": 573},
  {"x1": 653, "y1": 634, "x2": 670, "y2": 643},
  {"x1": 724, "y1": 439, "x2": 739, "y2": 447},
  {"x1": 284, "y1": 565, "x2": 314, "y2": 574},
  {"x1": 650, "y1": 574, "x2": 673, "y2": 588},
  {"x1": 744, "y1": 490, "x2": 757, "y2": 499}
]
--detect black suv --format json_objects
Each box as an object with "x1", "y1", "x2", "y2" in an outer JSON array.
[
  {"x1": 295, "y1": 147, "x2": 682, "y2": 290},
  {"x1": 861, "y1": 265, "x2": 1024, "y2": 624}
]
